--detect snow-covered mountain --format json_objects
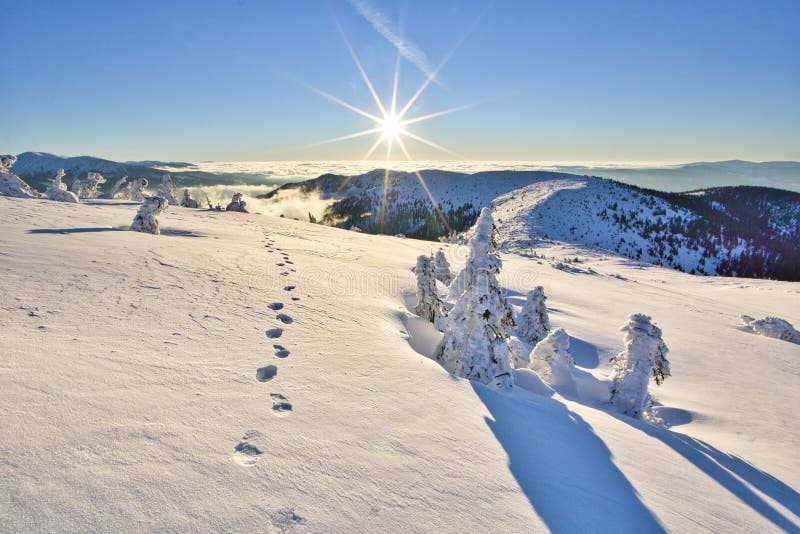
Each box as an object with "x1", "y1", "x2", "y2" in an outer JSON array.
[
  {"x1": 263, "y1": 170, "x2": 800, "y2": 281},
  {"x1": 1, "y1": 195, "x2": 797, "y2": 531}
]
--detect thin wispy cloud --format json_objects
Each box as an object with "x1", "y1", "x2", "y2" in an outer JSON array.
[{"x1": 346, "y1": 0, "x2": 442, "y2": 85}]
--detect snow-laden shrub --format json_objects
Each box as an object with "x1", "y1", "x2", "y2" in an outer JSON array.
[
  {"x1": 434, "y1": 248, "x2": 452, "y2": 284},
  {"x1": 70, "y1": 172, "x2": 106, "y2": 199},
  {"x1": 45, "y1": 169, "x2": 79, "y2": 203},
  {"x1": 131, "y1": 196, "x2": 168, "y2": 234},
  {"x1": 102, "y1": 176, "x2": 128, "y2": 199},
  {"x1": 436, "y1": 208, "x2": 515, "y2": 389},
  {"x1": 414, "y1": 254, "x2": 448, "y2": 330},
  {"x1": 609, "y1": 314, "x2": 670, "y2": 419},
  {"x1": 226, "y1": 192, "x2": 248, "y2": 212},
  {"x1": 529, "y1": 328, "x2": 576, "y2": 391},
  {"x1": 180, "y1": 188, "x2": 199, "y2": 208},
  {"x1": 157, "y1": 174, "x2": 178, "y2": 205},
  {"x1": 742, "y1": 315, "x2": 800, "y2": 344},
  {"x1": 508, "y1": 336, "x2": 530, "y2": 369},
  {"x1": 0, "y1": 155, "x2": 39, "y2": 198},
  {"x1": 517, "y1": 286, "x2": 550, "y2": 344}
]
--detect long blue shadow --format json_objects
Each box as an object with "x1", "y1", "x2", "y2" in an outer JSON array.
[
  {"x1": 28, "y1": 227, "x2": 124, "y2": 234},
  {"x1": 613, "y1": 413, "x2": 800, "y2": 532},
  {"x1": 472, "y1": 383, "x2": 666, "y2": 533}
]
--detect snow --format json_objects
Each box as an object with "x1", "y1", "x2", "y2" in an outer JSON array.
[
  {"x1": 742, "y1": 315, "x2": 800, "y2": 344},
  {"x1": 0, "y1": 155, "x2": 40, "y2": 198},
  {"x1": 0, "y1": 196, "x2": 798, "y2": 532}
]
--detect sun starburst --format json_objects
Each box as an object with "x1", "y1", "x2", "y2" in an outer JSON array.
[{"x1": 305, "y1": 12, "x2": 483, "y2": 234}]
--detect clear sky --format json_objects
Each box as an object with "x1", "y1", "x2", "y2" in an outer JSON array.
[{"x1": 1, "y1": 0, "x2": 798, "y2": 163}]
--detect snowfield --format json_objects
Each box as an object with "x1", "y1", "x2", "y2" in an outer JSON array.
[{"x1": 1, "y1": 197, "x2": 798, "y2": 532}]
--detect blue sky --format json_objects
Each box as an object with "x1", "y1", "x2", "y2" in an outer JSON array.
[{"x1": 1, "y1": 0, "x2": 798, "y2": 163}]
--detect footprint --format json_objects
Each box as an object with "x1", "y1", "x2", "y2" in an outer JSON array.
[
  {"x1": 273, "y1": 344, "x2": 290, "y2": 358},
  {"x1": 281, "y1": 271, "x2": 290, "y2": 276},
  {"x1": 256, "y1": 365, "x2": 278, "y2": 382},
  {"x1": 276, "y1": 262, "x2": 285, "y2": 266},
  {"x1": 276, "y1": 314, "x2": 293, "y2": 324},
  {"x1": 283, "y1": 285, "x2": 296, "y2": 291},
  {"x1": 285, "y1": 260, "x2": 294, "y2": 264},
  {"x1": 266, "y1": 328, "x2": 283, "y2": 339},
  {"x1": 291, "y1": 296, "x2": 300, "y2": 301},
  {"x1": 268, "y1": 302, "x2": 284, "y2": 311},
  {"x1": 232, "y1": 430, "x2": 264, "y2": 466},
  {"x1": 271, "y1": 393, "x2": 293, "y2": 416}
]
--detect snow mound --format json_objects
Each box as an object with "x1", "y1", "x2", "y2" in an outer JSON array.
[{"x1": 742, "y1": 315, "x2": 800, "y2": 344}]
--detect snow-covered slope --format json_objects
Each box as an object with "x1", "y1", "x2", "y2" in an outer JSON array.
[
  {"x1": 263, "y1": 170, "x2": 800, "y2": 280},
  {"x1": 1, "y1": 197, "x2": 797, "y2": 531}
]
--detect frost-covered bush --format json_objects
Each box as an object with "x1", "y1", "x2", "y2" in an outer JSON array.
[
  {"x1": 70, "y1": 172, "x2": 106, "y2": 199},
  {"x1": 529, "y1": 328, "x2": 575, "y2": 390},
  {"x1": 0, "y1": 155, "x2": 39, "y2": 198},
  {"x1": 414, "y1": 254, "x2": 448, "y2": 330},
  {"x1": 102, "y1": 175, "x2": 128, "y2": 199},
  {"x1": 45, "y1": 169, "x2": 79, "y2": 203},
  {"x1": 609, "y1": 314, "x2": 670, "y2": 419},
  {"x1": 435, "y1": 208, "x2": 515, "y2": 389},
  {"x1": 131, "y1": 196, "x2": 168, "y2": 234},
  {"x1": 517, "y1": 286, "x2": 550, "y2": 344},
  {"x1": 742, "y1": 315, "x2": 800, "y2": 344},
  {"x1": 434, "y1": 248, "x2": 452, "y2": 284},
  {"x1": 180, "y1": 188, "x2": 199, "y2": 208},
  {"x1": 226, "y1": 192, "x2": 248, "y2": 212},
  {"x1": 157, "y1": 174, "x2": 178, "y2": 205},
  {"x1": 508, "y1": 336, "x2": 530, "y2": 369}
]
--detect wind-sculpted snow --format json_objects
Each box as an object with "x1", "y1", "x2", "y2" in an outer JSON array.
[{"x1": 1, "y1": 196, "x2": 798, "y2": 532}]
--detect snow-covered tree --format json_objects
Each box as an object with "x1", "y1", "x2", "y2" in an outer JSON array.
[
  {"x1": 70, "y1": 172, "x2": 106, "y2": 199},
  {"x1": 414, "y1": 254, "x2": 448, "y2": 330},
  {"x1": 226, "y1": 192, "x2": 248, "y2": 212},
  {"x1": 742, "y1": 315, "x2": 800, "y2": 344},
  {"x1": 435, "y1": 208, "x2": 515, "y2": 389},
  {"x1": 517, "y1": 286, "x2": 551, "y2": 344},
  {"x1": 131, "y1": 196, "x2": 168, "y2": 235},
  {"x1": 180, "y1": 188, "x2": 199, "y2": 208},
  {"x1": 529, "y1": 328, "x2": 576, "y2": 390},
  {"x1": 448, "y1": 207, "x2": 504, "y2": 300},
  {"x1": 609, "y1": 314, "x2": 670, "y2": 419},
  {"x1": 129, "y1": 178, "x2": 148, "y2": 201},
  {"x1": 45, "y1": 169, "x2": 79, "y2": 203},
  {"x1": 102, "y1": 175, "x2": 128, "y2": 199},
  {"x1": 0, "y1": 155, "x2": 39, "y2": 198},
  {"x1": 157, "y1": 174, "x2": 178, "y2": 205},
  {"x1": 433, "y1": 248, "x2": 452, "y2": 284}
]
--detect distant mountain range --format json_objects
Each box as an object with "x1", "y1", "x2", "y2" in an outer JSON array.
[
  {"x1": 9, "y1": 152, "x2": 273, "y2": 191},
  {"x1": 261, "y1": 169, "x2": 800, "y2": 281}
]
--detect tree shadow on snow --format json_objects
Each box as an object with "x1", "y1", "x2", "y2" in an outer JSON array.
[
  {"x1": 28, "y1": 227, "x2": 126, "y2": 234},
  {"x1": 568, "y1": 335, "x2": 599, "y2": 368},
  {"x1": 612, "y1": 413, "x2": 800, "y2": 532},
  {"x1": 473, "y1": 383, "x2": 666, "y2": 533}
]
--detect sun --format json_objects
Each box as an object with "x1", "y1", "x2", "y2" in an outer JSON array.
[{"x1": 380, "y1": 113, "x2": 404, "y2": 140}]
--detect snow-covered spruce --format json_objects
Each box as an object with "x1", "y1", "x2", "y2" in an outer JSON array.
[
  {"x1": 45, "y1": 169, "x2": 79, "y2": 203},
  {"x1": 131, "y1": 196, "x2": 168, "y2": 235},
  {"x1": 226, "y1": 193, "x2": 248, "y2": 212},
  {"x1": 435, "y1": 208, "x2": 515, "y2": 389},
  {"x1": 70, "y1": 172, "x2": 106, "y2": 199},
  {"x1": 433, "y1": 248, "x2": 452, "y2": 284},
  {"x1": 157, "y1": 174, "x2": 178, "y2": 205},
  {"x1": 741, "y1": 315, "x2": 800, "y2": 344},
  {"x1": 448, "y1": 207, "x2": 505, "y2": 300},
  {"x1": 529, "y1": 328, "x2": 576, "y2": 391},
  {"x1": 102, "y1": 175, "x2": 128, "y2": 199},
  {"x1": 609, "y1": 314, "x2": 670, "y2": 419},
  {"x1": 517, "y1": 286, "x2": 551, "y2": 344},
  {"x1": 508, "y1": 336, "x2": 530, "y2": 369},
  {"x1": 129, "y1": 178, "x2": 148, "y2": 202},
  {"x1": 414, "y1": 254, "x2": 448, "y2": 330},
  {"x1": 180, "y1": 188, "x2": 199, "y2": 208},
  {"x1": 0, "y1": 155, "x2": 39, "y2": 198}
]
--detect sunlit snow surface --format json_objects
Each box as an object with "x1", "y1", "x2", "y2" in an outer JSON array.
[{"x1": 0, "y1": 197, "x2": 798, "y2": 532}]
